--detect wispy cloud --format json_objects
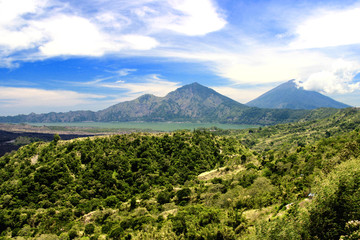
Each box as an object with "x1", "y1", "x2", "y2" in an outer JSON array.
[
  {"x1": 289, "y1": 7, "x2": 360, "y2": 49},
  {"x1": 150, "y1": 2, "x2": 360, "y2": 97},
  {"x1": 115, "y1": 69, "x2": 137, "y2": 77},
  {"x1": 0, "y1": 87, "x2": 104, "y2": 106},
  {"x1": 100, "y1": 75, "x2": 181, "y2": 97},
  {"x1": 211, "y1": 85, "x2": 272, "y2": 104},
  {"x1": 0, "y1": 0, "x2": 226, "y2": 66},
  {"x1": 56, "y1": 71, "x2": 181, "y2": 101},
  {"x1": 0, "y1": 86, "x2": 106, "y2": 115}
]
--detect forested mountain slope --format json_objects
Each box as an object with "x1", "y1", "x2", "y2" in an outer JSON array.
[
  {"x1": 1, "y1": 108, "x2": 360, "y2": 239},
  {"x1": 236, "y1": 107, "x2": 360, "y2": 152}
]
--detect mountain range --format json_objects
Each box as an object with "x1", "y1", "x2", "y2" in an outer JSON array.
[
  {"x1": 0, "y1": 82, "x2": 349, "y2": 125},
  {"x1": 247, "y1": 80, "x2": 350, "y2": 109}
]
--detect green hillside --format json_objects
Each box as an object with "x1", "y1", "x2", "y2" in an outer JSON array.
[{"x1": 1, "y1": 108, "x2": 360, "y2": 239}]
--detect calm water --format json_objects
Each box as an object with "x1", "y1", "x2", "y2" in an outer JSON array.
[{"x1": 30, "y1": 122, "x2": 258, "y2": 131}]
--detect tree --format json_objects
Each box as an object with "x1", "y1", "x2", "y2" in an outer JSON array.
[
  {"x1": 176, "y1": 188, "x2": 191, "y2": 205},
  {"x1": 157, "y1": 191, "x2": 171, "y2": 204},
  {"x1": 109, "y1": 227, "x2": 124, "y2": 240},
  {"x1": 53, "y1": 134, "x2": 61, "y2": 144},
  {"x1": 308, "y1": 159, "x2": 360, "y2": 240},
  {"x1": 130, "y1": 197, "x2": 136, "y2": 210},
  {"x1": 85, "y1": 223, "x2": 95, "y2": 235}
]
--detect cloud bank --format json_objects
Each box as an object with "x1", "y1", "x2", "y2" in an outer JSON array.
[
  {"x1": 0, "y1": 86, "x2": 106, "y2": 115},
  {"x1": 0, "y1": 0, "x2": 226, "y2": 66},
  {"x1": 290, "y1": 7, "x2": 360, "y2": 49},
  {"x1": 298, "y1": 59, "x2": 360, "y2": 94}
]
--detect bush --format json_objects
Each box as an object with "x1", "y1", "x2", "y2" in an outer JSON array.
[
  {"x1": 176, "y1": 188, "x2": 191, "y2": 205},
  {"x1": 85, "y1": 223, "x2": 95, "y2": 235},
  {"x1": 104, "y1": 195, "x2": 119, "y2": 207},
  {"x1": 157, "y1": 191, "x2": 171, "y2": 204},
  {"x1": 68, "y1": 229, "x2": 78, "y2": 240},
  {"x1": 109, "y1": 227, "x2": 124, "y2": 240},
  {"x1": 307, "y1": 159, "x2": 360, "y2": 240}
]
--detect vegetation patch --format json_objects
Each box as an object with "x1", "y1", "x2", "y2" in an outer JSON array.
[{"x1": 1, "y1": 108, "x2": 360, "y2": 239}]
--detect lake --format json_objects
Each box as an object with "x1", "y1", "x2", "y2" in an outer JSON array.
[{"x1": 29, "y1": 122, "x2": 258, "y2": 132}]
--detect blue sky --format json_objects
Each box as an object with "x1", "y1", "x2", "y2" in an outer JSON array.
[{"x1": 1, "y1": 0, "x2": 360, "y2": 115}]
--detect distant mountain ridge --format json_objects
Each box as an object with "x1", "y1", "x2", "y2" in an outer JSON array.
[
  {"x1": 247, "y1": 80, "x2": 350, "y2": 109},
  {"x1": 0, "y1": 82, "x2": 343, "y2": 125},
  {"x1": 96, "y1": 82, "x2": 248, "y2": 121}
]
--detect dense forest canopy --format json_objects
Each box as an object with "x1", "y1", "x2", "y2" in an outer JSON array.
[{"x1": 0, "y1": 108, "x2": 360, "y2": 239}]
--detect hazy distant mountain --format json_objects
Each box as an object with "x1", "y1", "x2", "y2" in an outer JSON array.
[
  {"x1": 96, "y1": 82, "x2": 248, "y2": 122},
  {"x1": 0, "y1": 83, "x2": 249, "y2": 123},
  {"x1": 0, "y1": 82, "x2": 340, "y2": 125},
  {"x1": 247, "y1": 80, "x2": 351, "y2": 109}
]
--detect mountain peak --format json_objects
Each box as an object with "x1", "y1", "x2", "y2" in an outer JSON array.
[
  {"x1": 167, "y1": 82, "x2": 215, "y2": 98},
  {"x1": 186, "y1": 82, "x2": 202, "y2": 86},
  {"x1": 274, "y1": 79, "x2": 298, "y2": 90},
  {"x1": 136, "y1": 94, "x2": 158, "y2": 103},
  {"x1": 247, "y1": 80, "x2": 350, "y2": 109},
  {"x1": 176, "y1": 82, "x2": 208, "y2": 91}
]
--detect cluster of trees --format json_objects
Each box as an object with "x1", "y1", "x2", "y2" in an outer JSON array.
[
  {"x1": 0, "y1": 108, "x2": 360, "y2": 239},
  {"x1": 0, "y1": 130, "x2": 230, "y2": 238}
]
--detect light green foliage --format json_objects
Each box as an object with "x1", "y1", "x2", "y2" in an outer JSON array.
[
  {"x1": 53, "y1": 134, "x2": 61, "y2": 144},
  {"x1": 307, "y1": 158, "x2": 360, "y2": 240}
]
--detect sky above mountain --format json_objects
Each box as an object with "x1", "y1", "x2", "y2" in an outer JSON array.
[{"x1": 1, "y1": 0, "x2": 360, "y2": 115}]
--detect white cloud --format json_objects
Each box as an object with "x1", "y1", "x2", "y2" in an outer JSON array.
[
  {"x1": 0, "y1": 0, "x2": 225, "y2": 64},
  {"x1": 298, "y1": 59, "x2": 360, "y2": 94},
  {"x1": 149, "y1": 0, "x2": 226, "y2": 36},
  {"x1": 0, "y1": 0, "x2": 47, "y2": 50},
  {"x1": 36, "y1": 15, "x2": 115, "y2": 57},
  {"x1": 0, "y1": 0, "x2": 47, "y2": 25},
  {"x1": 211, "y1": 86, "x2": 272, "y2": 104},
  {"x1": 116, "y1": 69, "x2": 137, "y2": 77},
  {"x1": 0, "y1": 87, "x2": 105, "y2": 107},
  {"x1": 166, "y1": 47, "x2": 342, "y2": 84},
  {"x1": 290, "y1": 7, "x2": 360, "y2": 49},
  {"x1": 101, "y1": 76, "x2": 181, "y2": 97},
  {"x1": 120, "y1": 34, "x2": 159, "y2": 50},
  {"x1": 34, "y1": 15, "x2": 159, "y2": 57}
]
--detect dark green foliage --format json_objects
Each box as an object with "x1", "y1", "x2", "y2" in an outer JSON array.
[
  {"x1": 53, "y1": 134, "x2": 61, "y2": 144},
  {"x1": 105, "y1": 195, "x2": 119, "y2": 207},
  {"x1": 1, "y1": 109, "x2": 360, "y2": 239},
  {"x1": 176, "y1": 188, "x2": 191, "y2": 205},
  {"x1": 170, "y1": 205, "x2": 238, "y2": 239},
  {"x1": 236, "y1": 169, "x2": 258, "y2": 188},
  {"x1": 109, "y1": 227, "x2": 124, "y2": 240},
  {"x1": 130, "y1": 197, "x2": 136, "y2": 210},
  {"x1": 0, "y1": 130, "x2": 224, "y2": 237},
  {"x1": 68, "y1": 229, "x2": 78, "y2": 239},
  {"x1": 156, "y1": 190, "x2": 171, "y2": 204},
  {"x1": 85, "y1": 223, "x2": 95, "y2": 235},
  {"x1": 13, "y1": 136, "x2": 42, "y2": 146}
]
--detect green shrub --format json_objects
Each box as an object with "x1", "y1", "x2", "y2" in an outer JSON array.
[{"x1": 85, "y1": 223, "x2": 95, "y2": 235}]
